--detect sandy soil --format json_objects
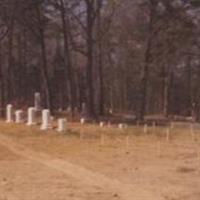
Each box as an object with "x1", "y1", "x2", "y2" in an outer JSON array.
[{"x1": 0, "y1": 122, "x2": 200, "y2": 200}]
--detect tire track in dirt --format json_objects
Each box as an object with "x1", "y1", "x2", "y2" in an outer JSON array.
[{"x1": 0, "y1": 133, "x2": 162, "y2": 200}]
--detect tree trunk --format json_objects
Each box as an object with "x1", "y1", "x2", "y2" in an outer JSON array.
[
  {"x1": 36, "y1": 5, "x2": 52, "y2": 110},
  {"x1": 186, "y1": 56, "x2": 192, "y2": 116},
  {"x1": 60, "y1": 0, "x2": 77, "y2": 116},
  {"x1": 138, "y1": 2, "x2": 156, "y2": 121},
  {"x1": 163, "y1": 71, "x2": 169, "y2": 117},
  {"x1": 138, "y1": 38, "x2": 151, "y2": 121},
  {"x1": 7, "y1": 17, "x2": 15, "y2": 103},
  {"x1": 97, "y1": 0, "x2": 104, "y2": 116},
  {"x1": 98, "y1": 43, "x2": 104, "y2": 116},
  {"x1": 0, "y1": 42, "x2": 5, "y2": 117},
  {"x1": 86, "y1": 1, "x2": 96, "y2": 118}
]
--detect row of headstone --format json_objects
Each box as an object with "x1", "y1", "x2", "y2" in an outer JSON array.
[
  {"x1": 5, "y1": 92, "x2": 125, "y2": 132},
  {"x1": 6, "y1": 103, "x2": 129, "y2": 131},
  {"x1": 6, "y1": 104, "x2": 67, "y2": 132}
]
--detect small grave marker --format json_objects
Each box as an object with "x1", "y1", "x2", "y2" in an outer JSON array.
[
  {"x1": 144, "y1": 124, "x2": 148, "y2": 134},
  {"x1": 27, "y1": 107, "x2": 36, "y2": 126},
  {"x1": 166, "y1": 128, "x2": 170, "y2": 142},
  {"x1": 80, "y1": 118, "x2": 85, "y2": 125},
  {"x1": 99, "y1": 122, "x2": 104, "y2": 127},
  {"x1": 57, "y1": 118, "x2": 67, "y2": 132},
  {"x1": 6, "y1": 104, "x2": 13, "y2": 123},
  {"x1": 15, "y1": 110, "x2": 23, "y2": 123},
  {"x1": 40, "y1": 109, "x2": 51, "y2": 130}
]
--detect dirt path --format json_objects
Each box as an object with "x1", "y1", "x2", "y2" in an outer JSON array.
[{"x1": 0, "y1": 133, "x2": 161, "y2": 200}]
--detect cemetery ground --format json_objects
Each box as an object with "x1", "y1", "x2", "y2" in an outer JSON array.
[{"x1": 0, "y1": 121, "x2": 199, "y2": 200}]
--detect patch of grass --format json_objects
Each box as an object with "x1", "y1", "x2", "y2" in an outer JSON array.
[{"x1": 0, "y1": 120, "x2": 199, "y2": 144}]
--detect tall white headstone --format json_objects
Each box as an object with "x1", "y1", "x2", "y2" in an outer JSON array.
[
  {"x1": 6, "y1": 104, "x2": 13, "y2": 123},
  {"x1": 34, "y1": 92, "x2": 41, "y2": 111},
  {"x1": 118, "y1": 123, "x2": 124, "y2": 129},
  {"x1": 99, "y1": 122, "x2": 104, "y2": 127},
  {"x1": 57, "y1": 118, "x2": 67, "y2": 132},
  {"x1": 15, "y1": 110, "x2": 23, "y2": 123},
  {"x1": 27, "y1": 107, "x2": 36, "y2": 125},
  {"x1": 40, "y1": 109, "x2": 51, "y2": 130},
  {"x1": 80, "y1": 118, "x2": 85, "y2": 124}
]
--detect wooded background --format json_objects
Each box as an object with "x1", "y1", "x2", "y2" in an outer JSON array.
[{"x1": 0, "y1": 0, "x2": 200, "y2": 120}]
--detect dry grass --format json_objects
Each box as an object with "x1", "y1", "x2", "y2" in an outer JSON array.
[
  {"x1": 0, "y1": 121, "x2": 200, "y2": 200},
  {"x1": 0, "y1": 120, "x2": 199, "y2": 159}
]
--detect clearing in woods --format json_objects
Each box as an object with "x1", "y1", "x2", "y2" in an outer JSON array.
[{"x1": 0, "y1": 121, "x2": 199, "y2": 200}]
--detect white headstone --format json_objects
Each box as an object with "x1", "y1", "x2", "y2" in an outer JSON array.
[
  {"x1": 27, "y1": 107, "x2": 36, "y2": 125},
  {"x1": 15, "y1": 110, "x2": 23, "y2": 123},
  {"x1": 40, "y1": 109, "x2": 51, "y2": 130},
  {"x1": 80, "y1": 118, "x2": 85, "y2": 124},
  {"x1": 57, "y1": 118, "x2": 67, "y2": 132},
  {"x1": 144, "y1": 124, "x2": 148, "y2": 134},
  {"x1": 118, "y1": 123, "x2": 128, "y2": 130},
  {"x1": 99, "y1": 122, "x2": 104, "y2": 127},
  {"x1": 34, "y1": 92, "x2": 41, "y2": 111},
  {"x1": 6, "y1": 104, "x2": 13, "y2": 123},
  {"x1": 118, "y1": 123, "x2": 124, "y2": 129}
]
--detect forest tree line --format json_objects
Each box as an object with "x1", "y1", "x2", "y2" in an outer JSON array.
[{"x1": 0, "y1": 0, "x2": 200, "y2": 120}]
